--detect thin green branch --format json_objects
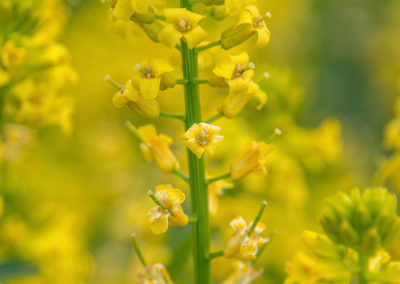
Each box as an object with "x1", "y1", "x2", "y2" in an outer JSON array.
[
  {"x1": 172, "y1": 168, "x2": 190, "y2": 183},
  {"x1": 160, "y1": 111, "x2": 186, "y2": 121},
  {"x1": 195, "y1": 79, "x2": 208, "y2": 84},
  {"x1": 196, "y1": 40, "x2": 221, "y2": 53},
  {"x1": 207, "y1": 250, "x2": 224, "y2": 260},
  {"x1": 266, "y1": 128, "x2": 282, "y2": 143},
  {"x1": 124, "y1": 121, "x2": 141, "y2": 139},
  {"x1": 147, "y1": 190, "x2": 175, "y2": 217},
  {"x1": 206, "y1": 172, "x2": 230, "y2": 185},
  {"x1": 154, "y1": 14, "x2": 166, "y2": 21},
  {"x1": 247, "y1": 201, "x2": 268, "y2": 236},
  {"x1": 176, "y1": 79, "x2": 188, "y2": 84},
  {"x1": 205, "y1": 113, "x2": 223, "y2": 124},
  {"x1": 130, "y1": 233, "x2": 148, "y2": 267},
  {"x1": 104, "y1": 74, "x2": 122, "y2": 90}
]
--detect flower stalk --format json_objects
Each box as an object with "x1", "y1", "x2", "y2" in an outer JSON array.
[{"x1": 180, "y1": 0, "x2": 210, "y2": 282}]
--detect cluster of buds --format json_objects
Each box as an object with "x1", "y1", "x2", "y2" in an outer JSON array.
[
  {"x1": 0, "y1": 0, "x2": 76, "y2": 165},
  {"x1": 286, "y1": 188, "x2": 400, "y2": 283},
  {"x1": 321, "y1": 187, "x2": 400, "y2": 256},
  {"x1": 104, "y1": 0, "x2": 276, "y2": 282}
]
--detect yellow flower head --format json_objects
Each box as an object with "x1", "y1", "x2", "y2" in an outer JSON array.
[
  {"x1": 1, "y1": 41, "x2": 26, "y2": 68},
  {"x1": 0, "y1": 68, "x2": 10, "y2": 87},
  {"x1": 212, "y1": 52, "x2": 266, "y2": 118},
  {"x1": 112, "y1": 79, "x2": 160, "y2": 119},
  {"x1": 138, "y1": 263, "x2": 174, "y2": 284},
  {"x1": 147, "y1": 185, "x2": 188, "y2": 234},
  {"x1": 138, "y1": 124, "x2": 179, "y2": 173},
  {"x1": 222, "y1": 261, "x2": 263, "y2": 284},
  {"x1": 230, "y1": 141, "x2": 273, "y2": 181},
  {"x1": 131, "y1": 58, "x2": 175, "y2": 99},
  {"x1": 158, "y1": 8, "x2": 207, "y2": 49},
  {"x1": 182, "y1": 122, "x2": 223, "y2": 158},
  {"x1": 236, "y1": 5, "x2": 271, "y2": 48},
  {"x1": 208, "y1": 179, "x2": 234, "y2": 216},
  {"x1": 224, "y1": 216, "x2": 268, "y2": 260}
]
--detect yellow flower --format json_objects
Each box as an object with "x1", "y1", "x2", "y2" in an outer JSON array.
[
  {"x1": 147, "y1": 185, "x2": 188, "y2": 234},
  {"x1": 385, "y1": 118, "x2": 400, "y2": 151},
  {"x1": 182, "y1": 122, "x2": 223, "y2": 158},
  {"x1": 137, "y1": 124, "x2": 179, "y2": 173},
  {"x1": 138, "y1": 263, "x2": 174, "y2": 284},
  {"x1": 131, "y1": 58, "x2": 175, "y2": 99},
  {"x1": 211, "y1": 52, "x2": 266, "y2": 118},
  {"x1": 208, "y1": 179, "x2": 234, "y2": 216},
  {"x1": 236, "y1": 5, "x2": 271, "y2": 48},
  {"x1": 158, "y1": 8, "x2": 207, "y2": 49},
  {"x1": 222, "y1": 261, "x2": 263, "y2": 284},
  {"x1": 111, "y1": 0, "x2": 134, "y2": 21},
  {"x1": 112, "y1": 79, "x2": 160, "y2": 119},
  {"x1": 230, "y1": 141, "x2": 273, "y2": 181},
  {"x1": 224, "y1": 216, "x2": 268, "y2": 260},
  {"x1": 1, "y1": 41, "x2": 26, "y2": 68}
]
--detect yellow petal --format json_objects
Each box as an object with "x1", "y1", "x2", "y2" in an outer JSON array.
[
  {"x1": 127, "y1": 98, "x2": 160, "y2": 120},
  {"x1": 183, "y1": 26, "x2": 207, "y2": 49},
  {"x1": 213, "y1": 54, "x2": 236, "y2": 79},
  {"x1": 139, "y1": 77, "x2": 161, "y2": 99},
  {"x1": 140, "y1": 143, "x2": 153, "y2": 162},
  {"x1": 112, "y1": 92, "x2": 127, "y2": 108},
  {"x1": 151, "y1": 58, "x2": 174, "y2": 77},
  {"x1": 112, "y1": 0, "x2": 134, "y2": 21},
  {"x1": 169, "y1": 206, "x2": 189, "y2": 227},
  {"x1": 138, "y1": 124, "x2": 157, "y2": 142},
  {"x1": 158, "y1": 25, "x2": 182, "y2": 48},
  {"x1": 148, "y1": 212, "x2": 169, "y2": 234},
  {"x1": 164, "y1": 8, "x2": 204, "y2": 25},
  {"x1": 255, "y1": 28, "x2": 271, "y2": 48},
  {"x1": 229, "y1": 77, "x2": 249, "y2": 95},
  {"x1": 232, "y1": 51, "x2": 250, "y2": 67}
]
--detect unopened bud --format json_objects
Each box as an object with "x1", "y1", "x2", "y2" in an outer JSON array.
[
  {"x1": 131, "y1": 11, "x2": 155, "y2": 24},
  {"x1": 221, "y1": 25, "x2": 255, "y2": 50},
  {"x1": 210, "y1": 5, "x2": 227, "y2": 20}
]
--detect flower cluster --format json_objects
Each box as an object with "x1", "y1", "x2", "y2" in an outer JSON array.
[
  {"x1": 0, "y1": 0, "x2": 76, "y2": 165},
  {"x1": 285, "y1": 187, "x2": 400, "y2": 283},
  {"x1": 104, "y1": 0, "x2": 275, "y2": 282}
]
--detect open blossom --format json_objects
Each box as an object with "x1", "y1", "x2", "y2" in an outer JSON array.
[
  {"x1": 112, "y1": 79, "x2": 160, "y2": 119},
  {"x1": 224, "y1": 216, "x2": 268, "y2": 260},
  {"x1": 222, "y1": 261, "x2": 263, "y2": 284},
  {"x1": 147, "y1": 185, "x2": 188, "y2": 235},
  {"x1": 158, "y1": 8, "x2": 207, "y2": 49},
  {"x1": 138, "y1": 263, "x2": 174, "y2": 284},
  {"x1": 230, "y1": 141, "x2": 273, "y2": 181},
  {"x1": 211, "y1": 51, "x2": 267, "y2": 118},
  {"x1": 132, "y1": 58, "x2": 175, "y2": 99},
  {"x1": 236, "y1": 6, "x2": 271, "y2": 48},
  {"x1": 137, "y1": 124, "x2": 179, "y2": 173},
  {"x1": 182, "y1": 122, "x2": 223, "y2": 158}
]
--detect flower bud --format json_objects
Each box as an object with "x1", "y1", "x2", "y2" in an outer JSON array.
[
  {"x1": 220, "y1": 25, "x2": 255, "y2": 50},
  {"x1": 131, "y1": 11, "x2": 155, "y2": 24},
  {"x1": 210, "y1": 5, "x2": 227, "y2": 20},
  {"x1": 360, "y1": 229, "x2": 380, "y2": 256},
  {"x1": 339, "y1": 220, "x2": 359, "y2": 247},
  {"x1": 127, "y1": 99, "x2": 160, "y2": 120}
]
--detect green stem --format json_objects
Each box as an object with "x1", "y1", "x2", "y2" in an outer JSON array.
[
  {"x1": 207, "y1": 250, "x2": 224, "y2": 260},
  {"x1": 205, "y1": 113, "x2": 223, "y2": 124},
  {"x1": 172, "y1": 168, "x2": 189, "y2": 183},
  {"x1": 247, "y1": 201, "x2": 268, "y2": 236},
  {"x1": 124, "y1": 121, "x2": 141, "y2": 139},
  {"x1": 206, "y1": 172, "x2": 230, "y2": 185},
  {"x1": 130, "y1": 233, "x2": 148, "y2": 267},
  {"x1": 181, "y1": 0, "x2": 210, "y2": 283},
  {"x1": 196, "y1": 40, "x2": 221, "y2": 53},
  {"x1": 195, "y1": 79, "x2": 208, "y2": 84},
  {"x1": 159, "y1": 111, "x2": 185, "y2": 121},
  {"x1": 358, "y1": 253, "x2": 368, "y2": 284},
  {"x1": 105, "y1": 75, "x2": 122, "y2": 90}
]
